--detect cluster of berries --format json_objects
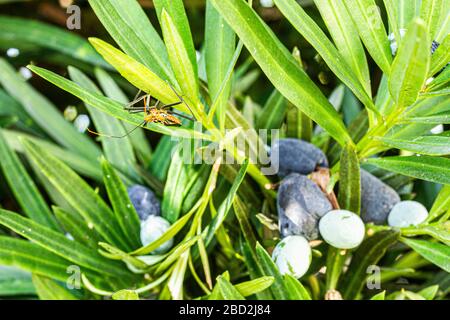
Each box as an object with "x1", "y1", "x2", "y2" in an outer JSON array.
[
  {"x1": 127, "y1": 185, "x2": 173, "y2": 255},
  {"x1": 270, "y1": 139, "x2": 429, "y2": 279}
]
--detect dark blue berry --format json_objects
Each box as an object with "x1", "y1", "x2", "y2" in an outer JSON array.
[
  {"x1": 127, "y1": 185, "x2": 161, "y2": 221},
  {"x1": 360, "y1": 170, "x2": 400, "y2": 225},
  {"x1": 277, "y1": 173, "x2": 333, "y2": 240},
  {"x1": 271, "y1": 138, "x2": 328, "y2": 177},
  {"x1": 431, "y1": 40, "x2": 440, "y2": 54}
]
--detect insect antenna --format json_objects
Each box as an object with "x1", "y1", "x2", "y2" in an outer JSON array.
[{"x1": 87, "y1": 120, "x2": 147, "y2": 139}]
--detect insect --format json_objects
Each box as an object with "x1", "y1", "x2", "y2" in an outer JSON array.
[{"x1": 87, "y1": 83, "x2": 195, "y2": 138}]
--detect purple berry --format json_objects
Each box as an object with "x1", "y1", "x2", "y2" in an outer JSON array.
[
  {"x1": 360, "y1": 170, "x2": 400, "y2": 225},
  {"x1": 277, "y1": 173, "x2": 333, "y2": 240},
  {"x1": 271, "y1": 138, "x2": 328, "y2": 177},
  {"x1": 127, "y1": 185, "x2": 161, "y2": 221}
]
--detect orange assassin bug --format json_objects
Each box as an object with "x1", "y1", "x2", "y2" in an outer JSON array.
[{"x1": 87, "y1": 83, "x2": 196, "y2": 138}]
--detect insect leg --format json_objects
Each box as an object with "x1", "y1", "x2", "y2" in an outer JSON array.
[
  {"x1": 143, "y1": 94, "x2": 151, "y2": 115},
  {"x1": 124, "y1": 95, "x2": 147, "y2": 110},
  {"x1": 133, "y1": 89, "x2": 142, "y2": 102},
  {"x1": 87, "y1": 120, "x2": 147, "y2": 139},
  {"x1": 161, "y1": 101, "x2": 182, "y2": 109},
  {"x1": 166, "y1": 110, "x2": 195, "y2": 121},
  {"x1": 166, "y1": 81, "x2": 197, "y2": 121}
]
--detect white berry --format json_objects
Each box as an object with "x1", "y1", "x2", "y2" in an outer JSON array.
[
  {"x1": 319, "y1": 210, "x2": 365, "y2": 249},
  {"x1": 140, "y1": 216, "x2": 173, "y2": 254},
  {"x1": 388, "y1": 201, "x2": 428, "y2": 228},
  {"x1": 272, "y1": 236, "x2": 311, "y2": 279}
]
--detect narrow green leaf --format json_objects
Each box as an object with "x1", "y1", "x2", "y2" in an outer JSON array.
[
  {"x1": 217, "y1": 276, "x2": 245, "y2": 300},
  {"x1": 112, "y1": 289, "x2": 139, "y2": 300},
  {"x1": 402, "y1": 224, "x2": 450, "y2": 246},
  {"x1": 204, "y1": 159, "x2": 249, "y2": 246},
  {"x1": 314, "y1": 0, "x2": 371, "y2": 95},
  {"x1": 370, "y1": 291, "x2": 386, "y2": 300},
  {"x1": 68, "y1": 67, "x2": 138, "y2": 180},
  {"x1": 389, "y1": 19, "x2": 430, "y2": 109},
  {"x1": 419, "y1": 0, "x2": 446, "y2": 40},
  {"x1": 207, "y1": 41, "x2": 244, "y2": 125},
  {"x1": 256, "y1": 89, "x2": 287, "y2": 130},
  {"x1": 153, "y1": 0, "x2": 198, "y2": 78},
  {"x1": 101, "y1": 159, "x2": 141, "y2": 249},
  {"x1": 2, "y1": 129, "x2": 102, "y2": 181},
  {"x1": 406, "y1": 112, "x2": 450, "y2": 124},
  {"x1": 395, "y1": 0, "x2": 422, "y2": 30},
  {"x1": 401, "y1": 238, "x2": 450, "y2": 272},
  {"x1": 240, "y1": 239, "x2": 273, "y2": 300},
  {"x1": 0, "y1": 210, "x2": 131, "y2": 279},
  {"x1": 255, "y1": 242, "x2": 290, "y2": 300},
  {"x1": 342, "y1": 0, "x2": 392, "y2": 75},
  {"x1": 325, "y1": 247, "x2": 347, "y2": 292},
  {"x1": 418, "y1": 285, "x2": 439, "y2": 300},
  {"x1": 429, "y1": 185, "x2": 450, "y2": 221},
  {"x1": 131, "y1": 202, "x2": 200, "y2": 256},
  {"x1": 0, "y1": 266, "x2": 35, "y2": 297},
  {"x1": 95, "y1": 68, "x2": 152, "y2": 166},
  {"x1": 88, "y1": 38, "x2": 185, "y2": 110},
  {"x1": 167, "y1": 250, "x2": 189, "y2": 299},
  {"x1": 155, "y1": 236, "x2": 200, "y2": 275},
  {"x1": 205, "y1": 0, "x2": 235, "y2": 130},
  {"x1": 87, "y1": 0, "x2": 173, "y2": 80},
  {"x1": 162, "y1": 144, "x2": 189, "y2": 223},
  {"x1": 0, "y1": 58, "x2": 100, "y2": 160},
  {"x1": 28, "y1": 65, "x2": 211, "y2": 140},
  {"x1": 22, "y1": 139, "x2": 130, "y2": 250},
  {"x1": 233, "y1": 196, "x2": 258, "y2": 249},
  {"x1": 0, "y1": 15, "x2": 109, "y2": 68},
  {"x1": 149, "y1": 136, "x2": 177, "y2": 181},
  {"x1": 366, "y1": 156, "x2": 450, "y2": 185},
  {"x1": 160, "y1": 9, "x2": 199, "y2": 106},
  {"x1": 435, "y1": 6, "x2": 450, "y2": 42},
  {"x1": 181, "y1": 164, "x2": 212, "y2": 213},
  {"x1": 234, "y1": 277, "x2": 274, "y2": 297},
  {"x1": 342, "y1": 230, "x2": 400, "y2": 299},
  {"x1": 98, "y1": 242, "x2": 150, "y2": 270},
  {"x1": 32, "y1": 274, "x2": 78, "y2": 300},
  {"x1": 338, "y1": 143, "x2": 361, "y2": 213},
  {"x1": 274, "y1": 0, "x2": 376, "y2": 114},
  {"x1": 283, "y1": 274, "x2": 312, "y2": 300},
  {"x1": 53, "y1": 207, "x2": 102, "y2": 250},
  {"x1": 0, "y1": 89, "x2": 40, "y2": 133},
  {"x1": 421, "y1": 88, "x2": 450, "y2": 97},
  {"x1": 383, "y1": 0, "x2": 401, "y2": 41},
  {"x1": 0, "y1": 237, "x2": 70, "y2": 282},
  {"x1": 378, "y1": 135, "x2": 450, "y2": 155},
  {"x1": 0, "y1": 131, "x2": 59, "y2": 230},
  {"x1": 210, "y1": 0, "x2": 351, "y2": 146},
  {"x1": 388, "y1": 96, "x2": 449, "y2": 140}
]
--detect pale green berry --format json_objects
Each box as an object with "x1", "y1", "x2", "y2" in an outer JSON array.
[
  {"x1": 319, "y1": 210, "x2": 365, "y2": 249},
  {"x1": 388, "y1": 201, "x2": 428, "y2": 228},
  {"x1": 140, "y1": 216, "x2": 173, "y2": 254},
  {"x1": 272, "y1": 236, "x2": 312, "y2": 279}
]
